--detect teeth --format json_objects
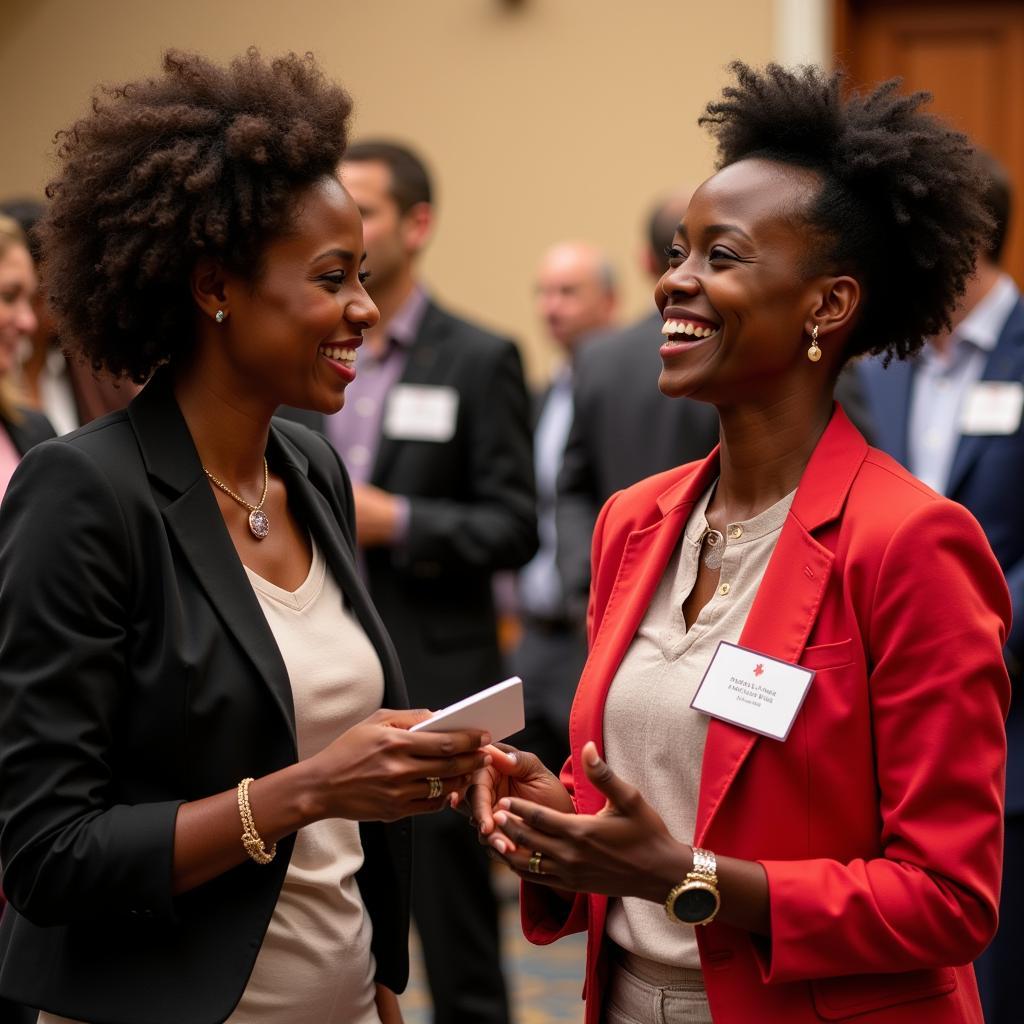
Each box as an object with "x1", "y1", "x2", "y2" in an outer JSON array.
[
  {"x1": 321, "y1": 345, "x2": 357, "y2": 363},
  {"x1": 661, "y1": 319, "x2": 717, "y2": 339}
]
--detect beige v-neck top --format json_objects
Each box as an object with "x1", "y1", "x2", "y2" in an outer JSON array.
[
  {"x1": 40, "y1": 541, "x2": 386, "y2": 1024},
  {"x1": 603, "y1": 484, "x2": 795, "y2": 970}
]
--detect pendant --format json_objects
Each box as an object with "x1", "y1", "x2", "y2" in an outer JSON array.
[
  {"x1": 702, "y1": 529, "x2": 724, "y2": 571},
  {"x1": 248, "y1": 509, "x2": 270, "y2": 540}
]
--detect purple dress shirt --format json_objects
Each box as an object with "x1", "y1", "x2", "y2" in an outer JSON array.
[{"x1": 324, "y1": 285, "x2": 429, "y2": 542}]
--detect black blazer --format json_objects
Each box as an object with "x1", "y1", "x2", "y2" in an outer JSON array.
[
  {"x1": 1, "y1": 405, "x2": 56, "y2": 455},
  {"x1": 0, "y1": 374, "x2": 411, "y2": 1024},
  {"x1": 284, "y1": 298, "x2": 537, "y2": 709}
]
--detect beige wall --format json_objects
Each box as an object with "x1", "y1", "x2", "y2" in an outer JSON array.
[{"x1": 0, "y1": 0, "x2": 783, "y2": 384}]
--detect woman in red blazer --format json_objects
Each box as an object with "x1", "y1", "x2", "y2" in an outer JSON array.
[{"x1": 467, "y1": 65, "x2": 1011, "y2": 1023}]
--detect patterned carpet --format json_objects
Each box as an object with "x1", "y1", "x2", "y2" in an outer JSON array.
[{"x1": 399, "y1": 872, "x2": 587, "y2": 1024}]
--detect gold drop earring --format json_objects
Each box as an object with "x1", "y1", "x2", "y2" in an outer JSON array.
[{"x1": 807, "y1": 323, "x2": 821, "y2": 362}]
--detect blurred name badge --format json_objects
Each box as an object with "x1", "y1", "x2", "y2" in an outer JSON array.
[
  {"x1": 691, "y1": 641, "x2": 814, "y2": 741},
  {"x1": 383, "y1": 385, "x2": 459, "y2": 443},
  {"x1": 960, "y1": 381, "x2": 1024, "y2": 436}
]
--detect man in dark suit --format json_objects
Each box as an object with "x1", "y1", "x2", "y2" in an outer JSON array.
[
  {"x1": 556, "y1": 193, "x2": 720, "y2": 619},
  {"x1": 860, "y1": 153, "x2": 1022, "y2": 1024},
  {"x1": 557, "y1": 191, "x2": 876, "y2": 620},
  {"x1": 285, "y1": 142, "x2": 535, "y2": 1024},
  {"x1": 507, "y1": 241, "x2": 618, "y2": 774}
]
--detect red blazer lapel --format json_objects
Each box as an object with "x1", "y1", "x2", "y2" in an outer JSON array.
[
  {"x1": 570, "y1": 457, "x2": 721, "y2": 815},
  {"x1": 695, "y1": 405, "x2": 868, "y2": 843}
]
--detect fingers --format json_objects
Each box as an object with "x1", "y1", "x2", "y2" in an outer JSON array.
[
  {"x1": 406, "y1": 728, "x2": 492, "y2": 758},
  {"x1": 497, "y1": 797, "x2": 577, "y2": 841},
  {"x1": 414, "y1": 750, "x2": 491, "y2": 781},
  {"x1": 580, "y1": 741, "x2": 640, "y2": 812},
  {"x1": 405, "y1": 773, "x2": 474, "y2": 816},
  {"x1": 373, "y1": 708, "x2": 435, "y2": 729}
]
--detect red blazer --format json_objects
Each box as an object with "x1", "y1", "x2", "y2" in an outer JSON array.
[{"x1": 523, "y1": 407, "x2": 1011, "y2": 1024}]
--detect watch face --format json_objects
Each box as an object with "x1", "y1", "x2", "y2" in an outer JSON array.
[{"x1": 673, "y1": 884, "x2": 719, "y2": 924}]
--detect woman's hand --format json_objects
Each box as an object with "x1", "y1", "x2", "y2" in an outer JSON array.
[
  {"x1": 307, "y1": 708, "x2": 491, "y2": 822},
  {"x1": 374, "y1": 982, "x2": 404, "y2": 1024},
  {"x1": 461, "y1": 743, "x2": 575, "y2": 853},
  {"x1": 488, "y1": 741, "x2": 689, "y2": 903}
]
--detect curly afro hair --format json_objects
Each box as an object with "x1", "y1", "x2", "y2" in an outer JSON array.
[
  {"x1": 39, "y1": 48, "x2": 354, "y2": 381},
  {"x1": 699, "y1": 62, "x2": 993, "y2": 363}
]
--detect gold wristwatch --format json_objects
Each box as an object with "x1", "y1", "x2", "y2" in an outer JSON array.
[{"x1": 665, "y1": 847, "x2": 720, "y2": 926}]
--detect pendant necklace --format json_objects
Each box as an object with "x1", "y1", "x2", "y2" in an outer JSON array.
[
  {"x1": 204, "y1": 457, "x2": 271, "y2": 540},
  {"x1": 700, "y1": 528, "x2": 725, "y2": 571}
]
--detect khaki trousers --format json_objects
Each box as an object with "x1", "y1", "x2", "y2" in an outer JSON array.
[{"x1": 602, "y1": 948, "x2": 712, "y2": 1024}]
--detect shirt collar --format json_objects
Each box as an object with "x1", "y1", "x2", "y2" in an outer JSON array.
[
  {"x1": 387, "y1": 285, "x2": 429, "y2": 348},
  {"x1": 951, "y1": 272, "x2": 1020, "y2": 354}
]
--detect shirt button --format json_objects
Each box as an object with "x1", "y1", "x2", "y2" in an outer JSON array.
[
  {"x1": 719, "y1": 583, "x2": 731, "y2": 596},
  {"x1": 729, "y1": 526, "x2": 743, "y2": 539}
]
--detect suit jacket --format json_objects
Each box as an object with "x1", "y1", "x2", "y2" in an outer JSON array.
[
  {"x1": 0, "y1": 374, "x2": 411, "y2": 1024},
  {"x1": 861, "y1": 299, "x2": 1024, "y2": 812},
  {"x1": 524, "y1": 407, "x2": 1010, "y2": 1024},
  {"x1": 285, "y1": 298, "x2": 537, "y2": 709},
  {"x1": 556, "y1": 314, "x2": 721, "y2": 620},
  {"x1": 1, "y1": 405, "x2": 55, "y2": 456}
]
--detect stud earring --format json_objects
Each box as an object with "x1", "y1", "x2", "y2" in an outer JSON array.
[
  {"x1": 807, "y1": 323, "x2": 821, "y2": 363},
  {"x1": 215, "y1": 309, "x2": 226, "y2": 324}
]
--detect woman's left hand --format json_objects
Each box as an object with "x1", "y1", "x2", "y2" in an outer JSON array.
[
  {"x1": 489, "y1": 741, "x2": 690, "y2": 904},
  {"x1": 375, "y1": 982, "x2": 404, "y2": 1024}
]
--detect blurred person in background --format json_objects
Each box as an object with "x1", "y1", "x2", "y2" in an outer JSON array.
[
  {"x1": 861, "y1": 150, "x2": 1023, "y2": 1024},
  {"x1": 284, "y1": 140, "x2": 535, "y2": 1024},
  {"x1": 0, "y1": 50, "x2": 493, "y2": 1024},
  {"x1": 468, "y1": 64, "x2": 1010, "y2": 1024},
  {"x1": 0, "y1": 213, "x2": 52, "y2": 1024},
  {"x1": 556, "y1": 193, "x2": 720, "y2": 622},
  {"x1": 557, "y1": 191, "x2": 876, "y2": 623},
  {"x1": 507, "y1": 242, "x2": 618, "y2": 776},
  {"x1": 0, "y1": 214, "x2": 53, "y2": 501},
  {"x1": 0, "y1": 199, "x2": 138, "y2": 433}
]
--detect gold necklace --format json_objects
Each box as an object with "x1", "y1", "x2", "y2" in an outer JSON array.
[{"x1": 203, "y1": 457, "x2": 271, "y2": 540}]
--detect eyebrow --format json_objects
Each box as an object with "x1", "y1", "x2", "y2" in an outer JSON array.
[
  {"x1": 313, "y1": 247, "x2": 357, "y2": 263},
  {"x1": 676, "y1": 222, "x2": 754, "y2": 244}
]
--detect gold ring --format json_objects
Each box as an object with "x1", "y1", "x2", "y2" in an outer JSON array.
[
  {"x1": 427, "y1": 776, "x2": 443, "y2": 800},
  {"x1": 528, "y1": 851, "x2": 544, "y2": 875}
]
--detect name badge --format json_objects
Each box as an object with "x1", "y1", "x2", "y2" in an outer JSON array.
[
  {"x1": 960, "y1": 381, "x2": 1024, "y2": 436},
  {"x1": 383, "y1": 385, "x2": 459, "y2": 442},
  {"x1": 690, "y1": 641, "x2": 814, "y2": 741}
]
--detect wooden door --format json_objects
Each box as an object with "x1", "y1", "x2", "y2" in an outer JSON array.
[{"x1": 835, "y1": 0, "x2": 1024, "y2": 285}]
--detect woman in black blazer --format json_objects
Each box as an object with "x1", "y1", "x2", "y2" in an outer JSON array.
[{"x1": 0, "y1": 51, "x2": 489, "y2": 1024}]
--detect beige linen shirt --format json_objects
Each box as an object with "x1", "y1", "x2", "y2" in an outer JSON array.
[{"x1": 604, "y1": 484, "x2": 795, "y2": 969}]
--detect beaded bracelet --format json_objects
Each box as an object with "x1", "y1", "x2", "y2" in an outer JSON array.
[{"x1": 237, "y1": 777, "x2": 277, "y2": 865}]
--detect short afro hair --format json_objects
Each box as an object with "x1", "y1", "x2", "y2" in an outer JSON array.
[
  {"x1": 699, "y1": 63, "x2": 993, "y2": 363},
  {"x1": 40, "y1": 48, "x2": 354, "y2": 382}
]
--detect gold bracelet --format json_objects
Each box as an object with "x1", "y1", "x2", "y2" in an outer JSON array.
[{"x1": 237, "y1": 777, "x2": 277, "y2": 865}]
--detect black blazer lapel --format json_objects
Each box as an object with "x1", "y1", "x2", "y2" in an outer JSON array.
[
  {"x1": 371, "y1": 302, "x2": 451, "y2": 488},
  {"x1": 269, "y1": 425, "x2": 408, "y2": 710},
  {"x1": 128, "y1": 377, "x2": 296, "y2": 741},
  {"x1": 947, "y1": 300, "x2": 1024, "y2": 498}
]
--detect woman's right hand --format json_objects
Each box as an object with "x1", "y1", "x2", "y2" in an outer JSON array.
[
  {"x1": 464, "y1": 744, "x2": 575, "y2": 853},
  {"x1": 307, "y1": 708, "x2": 491, "y2": 822}
]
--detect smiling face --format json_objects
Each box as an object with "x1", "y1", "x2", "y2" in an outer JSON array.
[
  {"x1": 655, "y1": 158, "x2": 840, "y2": 407},
  {"x1": 215, "y1": 175, "x2": 379, "y2": 414},
  {"x1": 0, "y1": 242, "x2": 38, "y2": 379}
]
